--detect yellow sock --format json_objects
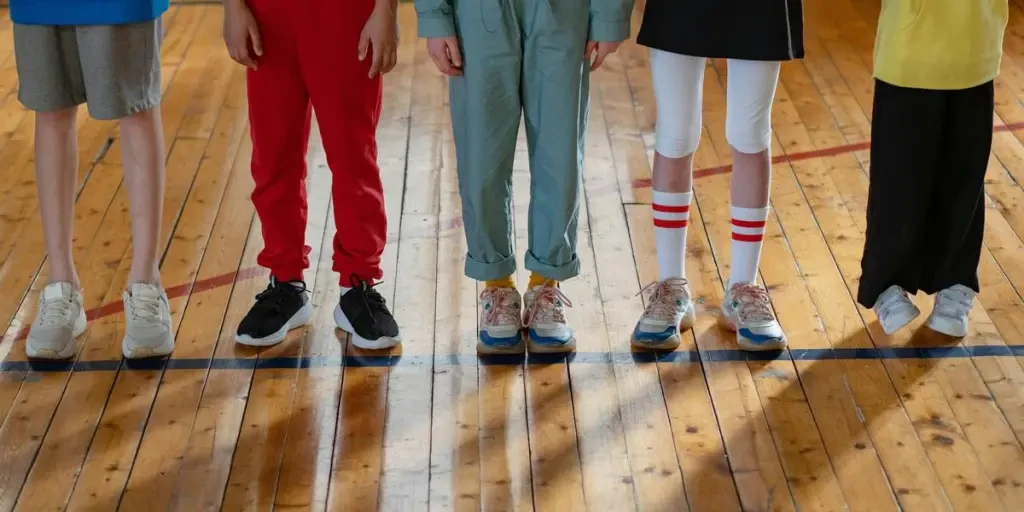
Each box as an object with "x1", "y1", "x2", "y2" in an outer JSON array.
[
  {"x1": 485, "y1": 275, "x2": 516, "y2": 289},
  {"x1": 528, "y1": 272, "x2": 555, "y2": 289}
]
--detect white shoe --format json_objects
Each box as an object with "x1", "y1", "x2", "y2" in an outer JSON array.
[
  {"x1": 478, "y1": 287, "x2": 524, "y2": 354},
  {"x1": 873, "y1": 285, "x2": 920, "y2": 335},
  {"x1": 926, "y1": 285, "x2": 974, "y2": 337},
  {"x1": 26, "y1": 282, "x2": 87, "y2": 360},
  {"x1": 632, "y1": 278, "x2": 695, "y2": 350},
  {"x1": 719, "y1": 282, "x2": 786, "y2": 351},
  {"x1": 122, "y1": 283, "x2": 175, "y2": 359},
  {"x1": 523, "y1": 284, "x2": 575, "y2": 353}
]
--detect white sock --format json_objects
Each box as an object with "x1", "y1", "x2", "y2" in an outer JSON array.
[
  {"x1": 728, "y1": 205, "x2": 769, "y2": 288},
  {"x1": 653, "y1": 191, "x2": 692, "y2": 281}
]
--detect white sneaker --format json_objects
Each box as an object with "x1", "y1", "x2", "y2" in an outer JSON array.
[
  {"x1": 632, "y1": 278, "x2": 695, "y2": 350},
  {"x1": 26, "y1": 282, "x2": 87, "y2": 359},
  {"x1": 927, "y1": 285, "x2": 975, "y2": 337},
  {"x1": 719, "y1": 282, "x2": 786, "y2": 351},
  {"x1": 873, "y1": 285, "x2": 920, "y2": 335},
  {"x1": 478, "y1": 287, "x2": 524, "y2": 354},
  {"x1": 523, "y1": 284, "x2": 575, "y2": 353},
  {"x1": 122, "y1": 283, "x2": 175, "y2": 359}
]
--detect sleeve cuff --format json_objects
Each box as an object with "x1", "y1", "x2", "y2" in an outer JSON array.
[
  {"x1": 587, "y1": 17, "x2": 629, "y2": 42},
  {"x1": 417, "y1": 15, "x2": 456, "y2": 38}
]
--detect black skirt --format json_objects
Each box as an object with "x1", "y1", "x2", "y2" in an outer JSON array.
[{"x1": 637, "y1": 0, "x2": 804, "y2": 61}]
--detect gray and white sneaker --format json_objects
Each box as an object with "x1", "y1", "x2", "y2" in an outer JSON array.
[
  {"x1": 926, "y1": 285, "x2": 975, "y2": 337},
  {"x1": 122, "y1": 283, "x2": 175, "y2": 359},
  {"x1": 873, "y1": 285, "x2": 920, "y2": 335},
  {"x1": 26, "y1": 282, "x2": 87, "y2": 360}
]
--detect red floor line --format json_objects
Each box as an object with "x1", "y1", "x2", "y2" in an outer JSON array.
[
  {"x1": 631, "y1": 122, "x2": 1024, "y2": 190},
  {"x1": 8, "y1": 122, "x2": 1024, "y2": 344}
]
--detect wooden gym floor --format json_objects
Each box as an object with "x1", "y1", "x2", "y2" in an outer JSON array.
[{"x1": 1, "y1": 1, "x2": 1024, "y2": 511}]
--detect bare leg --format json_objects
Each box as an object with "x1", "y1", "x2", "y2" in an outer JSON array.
[
  {"x1": 729, "y1": 148, "x2": 771, "y2": 208},
  {"x1": 651, "y1": 152, "x2": 694, "y2": 193},
  {"x1": 35, "y1": 108, "x2": 80, "y2": 288},
  {"x1": 120, "y1": 107, "x2": 165, "y2": 286}
]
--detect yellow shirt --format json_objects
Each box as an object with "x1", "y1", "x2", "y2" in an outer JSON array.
[{"x1": 874, "y1": 0, "x2": 1009, "y2": 90}]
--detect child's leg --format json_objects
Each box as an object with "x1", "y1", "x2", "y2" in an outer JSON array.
[
  {"x1": 16, "y1": 24, "x2": 89, "y2": 359},
  {"x1": 923, "y1": 81, "x2": 993, "y2": 294},
  {"x1": 233, "y1": 0, "x2": 315, "y2": 348},
  {"x1": 719, "y1": 58, "x2": 787, "y2": 350},
  {"x1": 35, "y1": 109, "x2": 80, "y2": 286},
  {"x1": 856, "y1": 80, "x2": 945, "y2": 309},
  {"x1": 76, "y1": 20, "x2": 174, "y2": 357},
  {"x1": 247, "y1": 0, "x2": 313, "y2": 285},
  {"x1": 15, "y1": 24, "x2": 84, "y2": 287},
  {"x1": 724, "y1": 58, "x2": 780, "y2": 288},
  {"x1": 520, "y1": 0, "x2": 590, "y2": 285},
  {"x1": 631, "y1": 50, "x2": 703, "y2": 350},
  {"x1": 298, "y1": 0, "x2": 399, "y2": 348},
  {"x1": 449, "y1": 0, "x2": 522, "y2": 284},
  {"x1": 649, "y1": 50, "x2": 705, "y2": 282}
]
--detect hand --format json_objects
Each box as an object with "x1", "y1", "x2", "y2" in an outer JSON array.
[
  {"x1": 426, "y1": 37, "x2": 463, "y2": 76},
  {"x1": 585, "y1": 41, "x2": 622, "y2": 71},
  {"x1": 223, "y1": 0, "x2": 263, "y2": 69},
  {"x1": 359, "y1": 4, "x2": 399, "y2": 78}
]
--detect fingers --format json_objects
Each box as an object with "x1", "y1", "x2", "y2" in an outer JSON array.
[
  {"x1": 229, "y1": 41, "x2": 256, "y2": 69},
  {"x1": 591, "y1": 48, "x2": 608, "y2": 71},
  {"x1": 249, "y1": 25, "x2": 263, "y2": 58},
  {"x1": 383, "y1": 48, "x2": 398, "y2": 75},
  {"x1": 368, "y1": 38, "x2": 383, "y2": 78},
  {"x1": 446, "y1": 38, "x2": 463, "y2": 70},
  {"x1": 429, "y1": 49, "x2": 457, "y2": 76},
  {"x1": 584, "y1": 41, "x2": 597, "y2": 58},
  {"x1": 358, "y1": 29, "x2": 370, "y2": 62}
]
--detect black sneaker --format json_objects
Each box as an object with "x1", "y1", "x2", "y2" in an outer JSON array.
[
  {"x1": 235, "y1": 277, "x2": 313, "y2": 346},
  {"x1": 333, "y1": 277, "x2": 401, "y2": 350}
]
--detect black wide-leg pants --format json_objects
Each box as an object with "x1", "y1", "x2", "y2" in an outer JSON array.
[{"x1": 857, "y1": 79, "x2": 993, "y2": 308}]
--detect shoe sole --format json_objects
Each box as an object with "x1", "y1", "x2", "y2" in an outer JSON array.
[
  {"x1": 630, "y1": 306, "x2": 696, "y2": 351},
  {"x1": 123, "y1": 333, "x2": 176, "y2": 359},
  {"x1": 926, "y1": 314, "x2": 967, "y2": 338},
  {"x1": 334, "y1": 305, "x2": 402, "y2": 350},
  {"x1": 477, "y1": 339, "x2": 526, "y2": 355},
  {"x1": 526, "y1": 334, "x2": 576, "y2": 354},
  {"x1": 235, "y1": 302, "x2": 315, "y2": 347},
  {"x1": 26, "y1": 309, "x2": 88, "y2": 360},
  {"x1": 717, "y1": 314, "x2": 787, "y2": 351}
]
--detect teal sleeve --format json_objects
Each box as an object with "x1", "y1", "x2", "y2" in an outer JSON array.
[
  {"x1": 415, "y1": 0, "x2": 456, "y2": 38},
  {"x1": 588, "y1": 0, "x2": 634, "y2": 42}
]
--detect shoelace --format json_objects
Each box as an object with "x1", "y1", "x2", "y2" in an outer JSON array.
[
  {"x1": 638, "y1": 278, "x2": 689, "y2": 320},
  {"x1": 348, "y1": 275, "x2": 388, "y2": 329},
  {"x1": 934, "y1": 287, "x2": 973, "y2": 316},
  {"x1": 38, "y1": 296, "x2": 72, "y2": 327},
  {"x1": 730, "y1": 283, "x2": 775, "y2": 323},
  {"x1": 254, "y1": 278, "x2": 308, "y2": 313},
  {"x1": 524, "y1": 285, "x2": 572, "y2": 327},
  {"x1": 481, "y1": 287, "x2": 520, "y2": 326},
  {"x1": 128, "y1": 292, "x2": 163, "y2": 322}
]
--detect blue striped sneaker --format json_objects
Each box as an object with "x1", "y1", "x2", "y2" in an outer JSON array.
[
  {"x1": 478, "y1": 287, "x2": 524, "y2": 354},
  {"x1": 523, "y1": 284, "x2": 575, "y2": 353},
  {"x1": 719, "y1": 283, "x2": 786, "y2": 351},
  {"x1": 631, "y1": 278, "x2": 695, "y2": 350}
]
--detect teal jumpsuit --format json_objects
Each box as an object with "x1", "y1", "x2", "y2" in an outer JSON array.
[{"x1": 415, "y1": 0, "x2": 633, "y2": 281}]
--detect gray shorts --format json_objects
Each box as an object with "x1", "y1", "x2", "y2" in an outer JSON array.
[{"x1": 13, "y1": 20, "x2": 162, "y2": 121}]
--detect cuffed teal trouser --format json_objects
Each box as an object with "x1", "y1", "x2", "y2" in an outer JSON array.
[{"x1": 449, "y1": 0, "x2": 591, "y2": 281}]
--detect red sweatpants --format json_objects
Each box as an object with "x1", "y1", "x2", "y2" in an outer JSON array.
[{"x1": 246, "y1": 0, "x2": 385, "y2": 286}]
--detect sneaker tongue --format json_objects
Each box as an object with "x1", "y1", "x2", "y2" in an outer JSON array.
[{"x1": 42, "y1": 283, "x2": 71, "y2": 300}]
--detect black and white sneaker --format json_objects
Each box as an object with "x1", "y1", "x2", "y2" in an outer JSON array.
[
  {"x1": 235, "y1": 278, "x2": 314, "y2": 346},
  {"x1": 333, "y1": 278, "x2": 401, "y2": 350}
]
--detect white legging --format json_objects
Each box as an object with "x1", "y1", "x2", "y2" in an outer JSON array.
[{"x1": 651, "y1": 49, "x2": 781, "y2": 157}]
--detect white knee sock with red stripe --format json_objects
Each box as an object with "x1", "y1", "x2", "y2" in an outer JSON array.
[
  {"x1": 729, "y1": 205, "x2": 769, "y2": 287},
  {"x1": 653, "y1": 191, "x2": 692, "y2": 281}
]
